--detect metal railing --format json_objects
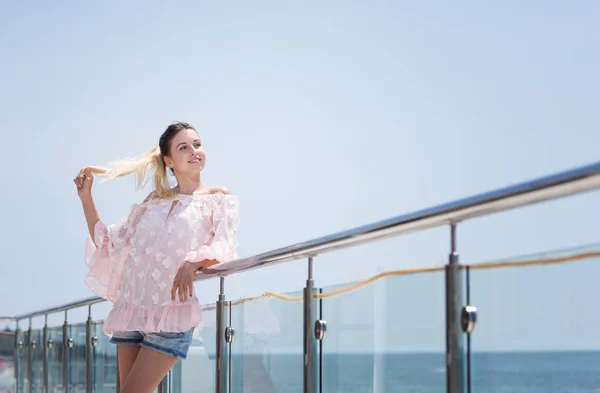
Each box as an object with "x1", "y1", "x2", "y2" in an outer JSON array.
[{"x1": 4, "y1": 160, "x2": 600, "y2": 393}]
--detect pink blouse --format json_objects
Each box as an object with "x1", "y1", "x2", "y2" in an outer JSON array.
[{"x1": 84, "y1": 192, "x2": 240, "y2": 334}]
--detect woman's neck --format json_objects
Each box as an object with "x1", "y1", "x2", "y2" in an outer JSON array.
[{"x1": 175, "y1": 174, "x2": 204, "y2": 195}]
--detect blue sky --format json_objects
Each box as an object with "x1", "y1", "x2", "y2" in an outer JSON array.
[{"x1": 1, "y1": 1, "x2": 599, "y2": 352}]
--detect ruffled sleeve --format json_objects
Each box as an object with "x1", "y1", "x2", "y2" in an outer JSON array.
[
  {"x1": 185, "y1": 194, "x2": 240, "y2": 265},
  {"x1": 84, "y1": 204, "x2": 144, "y2": 303}
]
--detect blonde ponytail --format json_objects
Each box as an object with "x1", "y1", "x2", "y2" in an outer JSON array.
[{"x1": 81, "y1": 146, "x2": 176, "y2": 199}]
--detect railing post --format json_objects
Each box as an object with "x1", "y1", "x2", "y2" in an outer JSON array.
[
  {"x1": 227, "y1": 302, "x2": 233, "y2": 391},
  {"x1": 373, "y1": 269, "x2": 387, "y2": 393},
  {"x1": 27, "y1": 318, "x2": 32, "y2": 393},
  {"x1": 303, "y1": 257, "x2": 318, "y2": 393},
  {"x1": 446, "y1": 224, "x2": 465, "y2": 393},
  {"x1": 115, "y1": 357, "x2": 120, "y2": 393},
  {"x1": 14, "y1": 320, "x2": 20, "y2": 393},
  {"x1": 86, "y1": 305, "x2": 92, "y2": 393},
  {"x1": 62, "y1": 311, "x2": 68, "y2": 393},
  {"x1": 215, "y1": 276, "x2": 228, "y2": 393},
  {"x1": 43, "y1": 315, "x2": 49, "y2": 393}
]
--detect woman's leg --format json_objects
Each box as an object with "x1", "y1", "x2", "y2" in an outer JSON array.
[
  {"x1": 119, "y1": 347, "x2": 178, "y2": 393},
  {"x1": 117, "y1": 345, "x2": 141, "y2": 387}
]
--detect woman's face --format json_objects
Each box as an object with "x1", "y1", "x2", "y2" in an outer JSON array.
[{"x1": 164, "y1": 128, "x2": 206, "y2": 176}]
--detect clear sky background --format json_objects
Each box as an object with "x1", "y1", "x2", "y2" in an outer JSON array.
[{"x1": 1, "y1": 1, "x2": 599, "y2": 351}]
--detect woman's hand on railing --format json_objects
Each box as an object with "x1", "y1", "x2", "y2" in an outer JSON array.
[
  {"x1": 198, "y1": 266, "x2": 218, "y2": 276},
  {"x1": 189, "y1": 259, "x2": 220, "y2": 276}
]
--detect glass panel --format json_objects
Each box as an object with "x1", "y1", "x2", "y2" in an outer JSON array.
[
  {"x1": 47, "y1": 327, "x2": 63, "y2": 393},
  {"x1": 470, "y1": 248, "x2": 600, "y2": 392},
  {"x1": 92, "y1": 323, "x2": 117, "y2": 393},
  {"x1": 68, "y1": 325, "x2": 87, "y2": 393},
  {"x1": 321, "y1": 271, "x2": 447, "y2": 393},
  {"x1": 173, "y1": 305, "x2": 217, "y2": 393},
  {"x1": 30, "y1": 330, "x2": 43, "y2": 393},
  {"x1": 0, "y1": 331, "x2": 15, "y2": 393},
  {"x1": 229, "y1": 292, "x2": 304, "y2": 393}
]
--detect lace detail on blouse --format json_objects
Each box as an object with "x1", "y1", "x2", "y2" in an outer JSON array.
[{"x1": 84, "y1": 192, "x2": 240, "y2": 333}]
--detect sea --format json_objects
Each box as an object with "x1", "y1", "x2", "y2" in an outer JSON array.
[
  {"x1": 7, "y1": 351, "x2": 600, "y2": 392},
  {"x1": 227, "y1": 351, "x2": 600, "y2": 393}
]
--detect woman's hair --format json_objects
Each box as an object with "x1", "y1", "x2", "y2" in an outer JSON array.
[{"x1": 82, "y1": 122, "x2": 196, "y2": 199}]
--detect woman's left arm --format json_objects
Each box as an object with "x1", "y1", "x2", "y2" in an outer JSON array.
[{"x1": 171, "y1": 193, "x2": 240, "y2": 302}]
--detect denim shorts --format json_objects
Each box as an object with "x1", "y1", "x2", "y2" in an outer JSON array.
[{"x1": 110, "y1": 329, "x2": 194, "y2": 360}]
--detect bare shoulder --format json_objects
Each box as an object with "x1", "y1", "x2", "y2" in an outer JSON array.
[{"x1": 210, "y1": 186, "x2": 232, "y2": 195}]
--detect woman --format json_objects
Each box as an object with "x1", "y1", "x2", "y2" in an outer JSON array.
[{"x1": 73, "y1": 122, "x2": 240, "y2": 393}]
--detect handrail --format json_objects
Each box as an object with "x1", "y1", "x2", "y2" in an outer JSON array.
[
  {"x1": 9, "y1": 296, "x2": 105, "y2": 322},
  {"x1": 211, "y1": 160, "x2": 600, "y2": 273},
  {"x1": 10, "y1": 160, "x2": 600, "y2": 321}
]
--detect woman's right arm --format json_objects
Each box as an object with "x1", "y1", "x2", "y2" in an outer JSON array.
[{"x1": 74, "y1": 168, "x2": 101, "y2": 246}]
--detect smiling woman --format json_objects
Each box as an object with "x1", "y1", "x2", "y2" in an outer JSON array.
[
  {"x1": 165, "y1": 130, "x2": 207, "y2": 185},
  {"x1": 72, "y1": 122, "x2": 240, "y2": 393}
]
